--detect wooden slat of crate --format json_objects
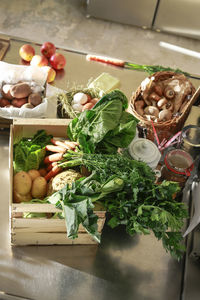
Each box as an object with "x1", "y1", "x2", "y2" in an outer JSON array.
[
  {"x1": 11, "y1": 232, "x2": 98, "y2": 245},
  {"x1": 12, "y1": 215, "x2": 106, "y2": 233}
]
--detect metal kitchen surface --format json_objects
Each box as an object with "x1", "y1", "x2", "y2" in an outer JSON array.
[{"x1": 0, "y1": 34, "x2": 199, "y2": 300}]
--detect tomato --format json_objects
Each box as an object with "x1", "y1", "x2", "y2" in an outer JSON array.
[
  {"x1": 50, "y1": 53, "x2": 66, "y2": 70},
  {"x1": 41, "y1": 42, "x2": 56, "y2": 58}
]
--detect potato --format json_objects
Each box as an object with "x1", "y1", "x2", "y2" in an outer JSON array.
[
  {"x1": 1, "y1": 84, "x2": 14, "y2": 100},
  {"x1": 28, "y1": 169, "x2": 41, "y2": 181},
  {"x1": 10, "y1": 82, "x2": 32, "y2": 99},
  {"x1": 13, "y1": 191, "x2": 32, "y2": 203},
  {"x1": 21, "y1": 103, "x2": 34, "y2": 109},
  {"x1": 38, "y1": 168, "x2": 47, "y2": 177},
  {"x1": 31, "y1": 176, "x2": 47, "y2": 199},
  {"x1": 13, "y1": 171, "x2": 32, "y2": 195},
  {"x1": 11, "y1": 98, "x2": 28, "y2": 108},
  {"x1": 0, "y1": 98, "x2": 11, "y2": 107},
  {"x1": 28, "y1": 93, "x2": 42, "y2": 107}
]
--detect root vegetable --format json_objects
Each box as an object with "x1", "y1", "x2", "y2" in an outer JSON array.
[
  {"x1": 44, "y1": 165, "x2": 62, "y2": 182},
  {"x1": 21, "y1": 103, "x2": 34, "y2": 109},
  {"x1": 28, "y1": 93, "x2": 42, "y2": 106},
  {"x1": 13, "y1": 191, "x2": 32, "y2": 203},
  {"x1": 82, "y1": 102, "x2": 94, "y2": 111},
  {"x1": 31, "y1": 176, "x2": 47, "y2": 199},
  {"x1": 2, "y1": 84, "x2": 14, "y2": 100},
  {"x1": 10, "y1": 83, "x2": 32, "y2": 99},
  {"x1": 51, "y1": 138, "x2": 71, "y2": 149},
  {"x1": 14, "y1": 171, "x2": 32, "y2": 195},
  {"x1": 38, "y1": 168, "x2": 47, "y2": 177},
  {"x1": 90, "y1": 98, "x2": 99, "y2": 105},
  {"x1": 45, "y1": 144, "x2": 66, "y2": 153},
  {"x1": 44, "y1": 152, "x2": 63, "y2": 164},
  {"x1": 28, "y1": 169, "x2": 41, "y2": 181},
  {"x1": 64, "y1": 141, "x2": 78, "y2": 149},
  {"x1": 0, "y1": 98, "x2": 11, "y2": 107},
  {"x1": 11, "y1": 98, "x2": 28, "y2": 108}
]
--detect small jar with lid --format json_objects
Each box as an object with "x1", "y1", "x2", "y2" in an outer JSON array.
[
  {"x1": 161, "y1": 149, "x2": 194, "y2": 187},
  {"x1": 128, "y1": 138, "x2": 161, "y2": 169}
]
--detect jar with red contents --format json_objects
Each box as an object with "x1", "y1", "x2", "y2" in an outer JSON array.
[{"x1": 161, "y1": 149, "x2": 194, "y2": 187}]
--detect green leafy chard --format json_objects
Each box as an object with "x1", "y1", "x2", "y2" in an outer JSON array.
[
  {"x1": 67, "y1": 90, "x2": 138, "y2": 154},
  {"x1": 13, "y1": 130, "x2": 52, "y2": 173}
]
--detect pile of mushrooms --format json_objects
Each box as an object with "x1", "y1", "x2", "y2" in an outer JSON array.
[{"x1": 134, "y1": 73, "x2": 194, "y2": 122}]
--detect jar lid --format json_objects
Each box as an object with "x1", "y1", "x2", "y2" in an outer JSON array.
[
  {"x1": 128, "y1": 138, "x2": 161, "y2": 167},
  {"x1": 164, "y1": 149, "x2": 194, "y2": 176},
  {"x1": 182, "y1": 125, "x2": 200, "y2": 147}
]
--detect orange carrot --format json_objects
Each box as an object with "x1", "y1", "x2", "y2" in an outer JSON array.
[
  {"x1": 45, "y1": 144, "x2": 66, "y2": 153},
  {"x1": 64, "y1": 141, "x2": 78, "y2": 149},
  {"x1": 51, "y1": 138, "x2": 71, "y2": 149},
  {"x1": 46, "y1": 163, "x2": 53, "y2": 172},
  {"x1": 44, "y1": 152, "x2": 63, "y2": 164},
  {"x1": 44, "y1": 165, "x2": 61, "y2": 181}
]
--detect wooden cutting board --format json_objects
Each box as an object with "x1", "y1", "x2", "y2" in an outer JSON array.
[{"x1": 0, "y1": 38, "x2": 10, "y2": 60}]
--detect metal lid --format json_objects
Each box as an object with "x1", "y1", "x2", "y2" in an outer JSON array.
[{"x1": 128, "y1": 138, "x2": 161, "y2": 168}]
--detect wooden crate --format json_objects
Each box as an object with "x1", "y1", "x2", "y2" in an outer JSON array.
[{"x1": 9, "y1": 119, "x2": 106, "y2": 246}]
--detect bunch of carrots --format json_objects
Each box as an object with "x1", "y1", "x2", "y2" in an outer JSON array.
[{"x1": 43, "y1": 138, "x2": 79, "y2": 181}]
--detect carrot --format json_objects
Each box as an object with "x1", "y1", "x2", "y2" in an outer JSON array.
[
  {"x1": 46, "y1": 163, "x2": 53, "y2": 172},
  {"x1": 45, "y1": 144, "x2": 66, "y2": 153},
  {"x1": 64, "y1": 141, "x2": 78, "y2": 149},
  {"x1": 44, "y1": 152, "x2": 63, "y2": 164},
  {"x1": 51, "y1": 138, "x2": 71, "y2": 149},
  {"x1": 44, "y1": 165, "x2": 61, "y2": 181},
  {"x1": 86, "y1": 54, "x2": 125, "y2": 67}
]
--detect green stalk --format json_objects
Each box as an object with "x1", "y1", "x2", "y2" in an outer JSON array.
[{"x1": 125, "y1": 62, "x2": 190, "y2": 77}]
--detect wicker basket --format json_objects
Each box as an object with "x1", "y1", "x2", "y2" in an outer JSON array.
[
  {"x1": 57, "y1": 87, "x2": 103, "y2": 119},
  {"x1": 129, "y1": 71, "x2": 197, "y2": 142}
]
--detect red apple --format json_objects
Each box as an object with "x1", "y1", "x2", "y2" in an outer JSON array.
[
  {"x1": 41, "y1": 42, "x2": 56, "y2": 58},
  {"x1": 19, "y1": 44, "x2": 35, "y2": 62},
  {"x1": 50, "y1": 53, "x2": 66, "y2": 70},
  {"x1": 30, "y1": 55, "x2": 48, "y2": 67},
  {"x1": 46, "y1": 67, "x2": 56, "y2": 83}
]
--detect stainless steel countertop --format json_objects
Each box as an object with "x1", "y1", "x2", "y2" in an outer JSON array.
[{"x1": 0, "y1": 35, "x2": 199, "y2": 300}]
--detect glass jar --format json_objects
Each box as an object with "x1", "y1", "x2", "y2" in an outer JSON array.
[
  {"x1": 180, "y1": 125, "x2": 200, "y2": 159},
  {"x1": 161, "y1": 149, "x2": 194, "y2": 187}
]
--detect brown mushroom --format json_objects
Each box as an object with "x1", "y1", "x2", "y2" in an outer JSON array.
[
  {"x1": 157, "y1": 98, "x2": 174, "y2": 111},
  {"x1": 135, "y1": 100, "x2": 145, "y2": 116},
  {"x1": 144, "y1": 106, "x2": 159, "y2": 117},
  {"x1": 154, "y1": 85, "x2": 163, "y2": 97},
  {"x1": 148, "y1": 92, "x2": 161, "y2": 102},
  {"x1": 163, "y1": 87, "x2": 175, "y2": 100},
  {"x1": 158, "y1": 109, "x2": 172, "y2": 121}
]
